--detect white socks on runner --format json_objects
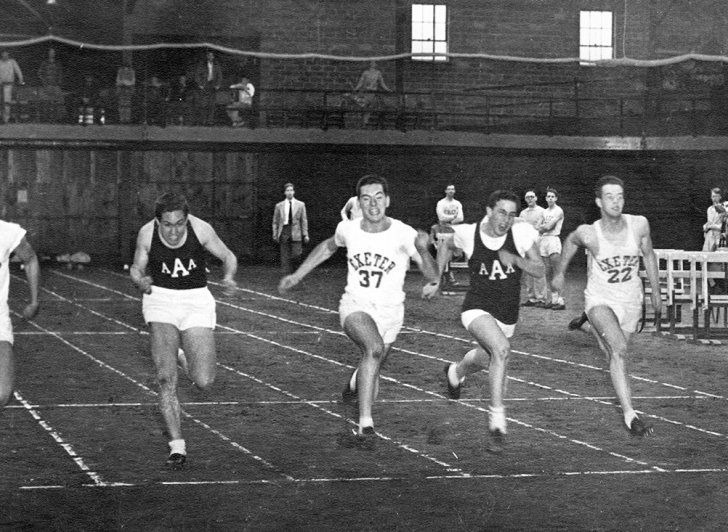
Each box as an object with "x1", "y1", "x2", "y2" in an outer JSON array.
[
  {"x1": 489, "y1": 405, "x2": 507, "y2": 434},
  {"x1": 358, "y1": 416, "x2": 374, "y2": 433},
  {"x1": 169, "y1": 438, "x2": 186, "y2": 456},
  {"x1": 623, "y1": 409, "x2": 637, "y2": 428},
  {"x1": 447, "y1": 362, "x2": 464, "y2": 386}
]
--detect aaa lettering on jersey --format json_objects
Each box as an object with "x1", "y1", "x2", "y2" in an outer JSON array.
[
  {"x1": 477, "y1": 259, "x2": 515, "y2": 280},
  {"x1": 348, "y1": 252, "x2": 396, "y2": 274},
  {"x1": 596, "y1": 255, "x2": 640, "y2": 272},
  {"x1": 160, "y1": 258, "x2": 199, "y2": 277}
]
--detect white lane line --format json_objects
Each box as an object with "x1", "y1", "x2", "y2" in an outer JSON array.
[
  {"x1": 17, "y1": 465, "x2": 728, "y2": 490},
  {"x1": 13, "y1": 390, "x2": 106, "y2": 487},
  {"x1": 3, "y1": 394, "x2": 711, "y2": 410},
  {"x1": 16, "y1": 331, "x2": 145, "y2": 336}
]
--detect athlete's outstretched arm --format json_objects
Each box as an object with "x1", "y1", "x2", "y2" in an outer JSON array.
[
  {"x1": 130, "y1": 224, "x2": 153, "y2": 294},
  {"x1": 278, "y1": 236, "x2": 339, "y2": 293},
  {"x1": 13, "y1": 237, "x2": 40, "y2": 320},
  {"x1": 552, "y1": 225, "x2": 589, "y2": 293}
]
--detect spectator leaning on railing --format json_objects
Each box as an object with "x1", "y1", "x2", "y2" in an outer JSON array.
[
  {"x1": 0, "y1": 50, "x2": 24, "y2": 124},
  {"x1": 37, "y1": 47, "x2": 64, "y2": 122}
]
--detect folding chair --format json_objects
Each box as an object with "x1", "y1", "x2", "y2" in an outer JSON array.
[
  {"x1": 639, "y1": 249, "x2": 677, "y2": 332},
  {"x1": 664, "y1": 251, "x2": 700, "y2": 338},
  {"x1": 697, "y1": 251, "x2": 728, "y2": 340}
]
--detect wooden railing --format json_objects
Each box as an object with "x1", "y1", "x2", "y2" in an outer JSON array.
[{"x1": 6, "y1": 84, "x2": 725, "y2": 137}]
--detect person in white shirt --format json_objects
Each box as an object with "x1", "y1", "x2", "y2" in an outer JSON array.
[
  {"x1": 279, "y1": 174, "x2": 439, "y2": 442},
  {"x1": 227, "y1": 75, "x2": 255, "y2": 127},
  {"x1": 537, "y1": 187, "x2": 565, "y2": 309},
  {"x1": 434, "y1": 184, "x2": 464, "y2": 285},
  {"x1": 519, "y1": 189, "x2": 546, "y2": 306},
  {"x1": 340, "y1": 195, "x2": 363, "y2": 221},
  {"x1": 0, "y1": 50, "x2": 24, "y2": 123}
]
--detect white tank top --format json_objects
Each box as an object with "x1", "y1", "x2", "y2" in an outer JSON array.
[{"x1": 584, "y1": 214, "x2": 642, "y2": 306}]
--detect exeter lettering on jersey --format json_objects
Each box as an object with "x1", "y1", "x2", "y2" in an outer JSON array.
[
  {"x1": 595, "y1": 255, "x2": 640, "y2": 272},
  {"x1": 348, "y1": 252, "x2": 396, "y2": 274},
  {"x1": 476, "y1": 260, "x2": 516, "y2": 279}
]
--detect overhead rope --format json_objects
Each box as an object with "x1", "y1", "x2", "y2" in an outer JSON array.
[{"x1": 1, "y1": 34, "x2": 727, "y2": 67}]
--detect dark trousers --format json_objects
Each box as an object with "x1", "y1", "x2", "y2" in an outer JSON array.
[
  {"x1": 279, "y1": 225, "x2": 303, "y2": 274},
  {"x1": 195, "y1": 85, "x2": 217, "y2": 125}
]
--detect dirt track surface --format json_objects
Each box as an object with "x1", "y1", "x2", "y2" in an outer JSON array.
[{"x1": 2, "y1": 264, "x2": 727, "y2": 531}]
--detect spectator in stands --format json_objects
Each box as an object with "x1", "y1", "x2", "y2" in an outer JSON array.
[
  {"x1": 37, "y1": 49, "x2": 63, "y2": 117},
  {"x1": 115, "y1": 59, "x2": 136, "y2": 124},
  {"x1": 226, "y1": 75, "x2": 255, "y2": 127},
  {"x1": 37, "y1": 47, "x2": 63, "y2": 122},
  {"x1": 168, "y1": 74, "x2": 191, "y2": 125},
  {"x1": 77, "y1": 74, "x2": 99, "y2": 126},
  {"x1": 144, "y1": 76, "x2": 167, "y2": 126},
  {"x1": 353, "y1": 61, "x2": 392, "y2": 126},
  {"x1": 0, "y1": 50, "x2": 24, "y2": 124},
  {"x1": 193, "y1": 50, "x2": 222, "y2": 126}
]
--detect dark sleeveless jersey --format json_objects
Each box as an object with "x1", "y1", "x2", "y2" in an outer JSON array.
[
  {"x1": 149, "y1": 220, "x2": 208, "y2": 290},
  {"x1": 462, "y1": 224, "x2": 522, "y2": 325}
]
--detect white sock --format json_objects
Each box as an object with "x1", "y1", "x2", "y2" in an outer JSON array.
[
  {"x1": 489, "y1": 405, "x2": 507, "y2": 433},
  {"x1": 447, "y1": 363, "x2": 464, "y2": 386},
  {"x1": 358, "y1": 416, "x2": 374, "y2": 432},
  {"x1": 349, "y1": 368, "x2": 358, "y2": 391},
  {"x1": 169, "y1": 438, "x2": 186, "y2": 456},
  {"x1": 623, "y1": 409, "x2": 637, "y2": 428}
]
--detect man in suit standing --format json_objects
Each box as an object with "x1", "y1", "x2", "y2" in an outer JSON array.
[
  {"x1": 193, "y1": 50, "x2": 223, "y2": 125},
  {"x1": 272, "y1": 183, "x2": 309, "y2": 274}
]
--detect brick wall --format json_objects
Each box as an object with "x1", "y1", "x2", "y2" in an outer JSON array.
[{"x1": 126, "y1": 1, "x2": 727, "y2": 118}]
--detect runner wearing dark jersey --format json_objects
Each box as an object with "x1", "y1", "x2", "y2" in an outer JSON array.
[
  {"x1": 433, "y1": 190, "x2": 542, "y2": 452},
  {"x1": 130, "y1": 192, "x2": 238, "y2": 468}
]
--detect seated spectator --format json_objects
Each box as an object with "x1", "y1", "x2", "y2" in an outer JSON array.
[
  {"x1": 37, "y1": 47, "x2": 64, "y2": 122},
  {"x1": 115, "y1": 60, "x2": 136, "y2": 124},
  {"x1": 167, "y1": 74, "x2": 191, "y2": 125},
  {"x1": 226, "y1": 75, "x2": 255, "y2": 127}
]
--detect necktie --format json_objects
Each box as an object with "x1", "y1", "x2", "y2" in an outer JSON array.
[{"x1": 287, "y1": 200, "x2": 293, "y2": 225}]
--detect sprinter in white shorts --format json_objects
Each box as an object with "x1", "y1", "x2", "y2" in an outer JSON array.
[
  {"x1": 553, "y1": 175, "x2": 660, "y2": 438},
  {"x1": 279, "y1": 174, "x2": 439, "y2": 440},
  {"x1": 0, "y1": 220, "x2": 40, "y2": 407},
  {"x1": 130, "y1": 192, "x2": 237, "y2": 468}
]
